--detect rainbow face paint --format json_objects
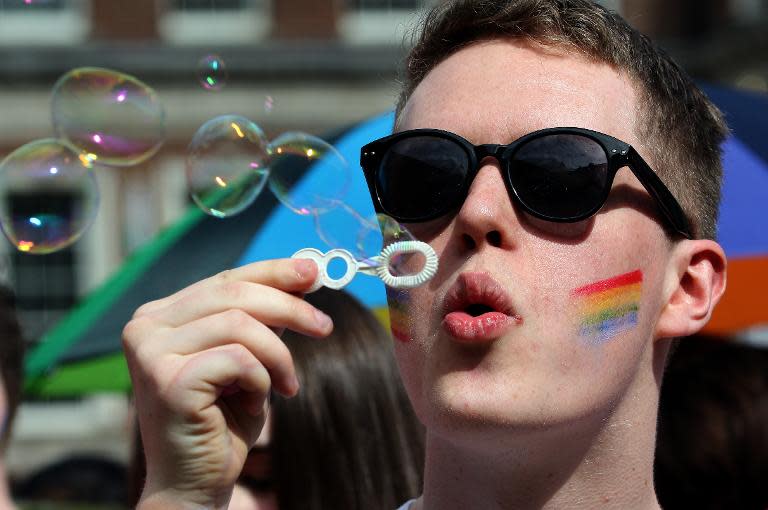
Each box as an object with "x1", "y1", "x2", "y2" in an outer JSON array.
[
  {"x1": 572, "y1": 270, "x2": 642, "y2": 343},
  {"x1": 386, "y1": 288, "x2": 412, "y2": 343}
]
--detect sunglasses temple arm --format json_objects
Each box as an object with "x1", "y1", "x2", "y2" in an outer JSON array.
[{"x1": 626, "y1": 150, "x2": 693, "y2": 239}]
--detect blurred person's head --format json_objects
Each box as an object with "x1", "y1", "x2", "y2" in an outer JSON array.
[
  {"x1": 236, "y1": 288, "x2": 424, "y2": 510},
  {"x1": 655, "y1": 334, "x2": 768, "y2": 509},
  {"x1": 0, "y1": 285, "x2": 24, "y2": 452},
  {"x1": 13, "y1": 455, "x2": 127, "y2": 504}
]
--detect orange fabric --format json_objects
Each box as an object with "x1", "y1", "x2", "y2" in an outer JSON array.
[{"x1": 704, "y1": 256, "x2": 768, "y2": 334}]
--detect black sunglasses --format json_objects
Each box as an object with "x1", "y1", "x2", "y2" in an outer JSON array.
[{"x1": 360, "y1": 127, "x2": 692, "y2": 239}]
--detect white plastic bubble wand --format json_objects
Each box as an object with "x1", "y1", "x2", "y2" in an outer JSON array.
[{"x1": 292, "y1": 240, "x2": 438, "y2": 292}]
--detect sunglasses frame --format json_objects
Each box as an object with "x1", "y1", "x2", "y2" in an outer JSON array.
[{"x1": 360, "y1": 127, "x2": 692, "y2": 239}]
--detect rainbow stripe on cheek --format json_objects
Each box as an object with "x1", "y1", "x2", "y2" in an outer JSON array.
[
  {"x1": 572, "y1": 270, "x2": 642, "y2": 344},
  {"x1": 386, "y1": 289, "x2": 412, "y2": 343}
]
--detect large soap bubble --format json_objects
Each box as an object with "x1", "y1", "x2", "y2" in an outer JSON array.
[
  {"x1": 0, "y1": 139, "x2": 100, "y2": 254},
  {"x1": 267, "y1": 132, "x2": 350, "y2": 215},
  {"x1": 186, "y1": 115, "x2": 270, "y2": 218},
  {"x1": 51, "y1": 67, "x2": 166, "y2": 167}
]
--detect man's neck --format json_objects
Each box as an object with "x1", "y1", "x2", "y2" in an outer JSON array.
[{"x1": 417, "y1": 364, "x2": 663, "y2": 510}]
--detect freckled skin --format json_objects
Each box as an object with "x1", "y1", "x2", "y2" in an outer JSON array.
[
  {"x1": 396, "y1": 39, "x2": 670, "y2": 439},
  {"x1": 393, "y1": 39, "x2": 680, "y2": 510}
]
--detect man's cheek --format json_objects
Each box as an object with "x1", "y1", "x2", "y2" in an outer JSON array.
[{"x1": 570, "y1": 269, "x2": 643, "y2": 345}]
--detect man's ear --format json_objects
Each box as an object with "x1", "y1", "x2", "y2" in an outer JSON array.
[{"x1": 655, "y1": 239, "x2": 727, "y2": 339}]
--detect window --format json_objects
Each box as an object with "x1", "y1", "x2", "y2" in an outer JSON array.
[
  {"x1": 346, "y1": 0, "x2": 424, "y2": 8},
  {"x1": 159, "y1": 0, "x2": 271, "y2": 45},
  {"x1": 0, "y1": 0, "x2": 68, "y2": 10},
  {"x1": 340, "y1": 0, "x2": 435, "y2": 45},
  {"x1": 168, "y1": 0, "x2": 253, "y2": 8},
  {"x1": 0, "y1": 0, "x2": 89, "y2": 46}
]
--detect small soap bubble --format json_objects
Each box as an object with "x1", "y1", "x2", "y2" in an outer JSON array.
[
  {"x1": 314, "y1": 206, "x2": 424, "y2": 276},
  {"x1": 186, "y1": 115, "x2": 270, "y2": 218},
  {"x1": 51, "y1": 67, "x2": 166, "y2": 167},
  {"x1": 197, "y1": 55, "x2": 228, "y2": 91},
  {"x1": 376, "y1": 213, "x2": 418, "y2": 245},
  {"x1": 264, "y1": 95, "x2": 274, "y2": 113},
  {"x1": 267, "y1": 132, "x2": 350, "y2": 215},
  {"x1": 0, "y1": 139, "x2": 100, "y2": 254},
  {"x1": 312, "y1": 200, "x2": 378, "y2": 257}
]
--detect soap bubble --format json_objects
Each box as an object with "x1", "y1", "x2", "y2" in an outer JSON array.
[
  {"x1": 0, "y1": 139, "x2": 100, "y2": 254},
  {"x1": 186, "y1": 115, "x2": 270, "y2": 218},
  {"x1": 366, "y1": 214, "x2": 425, "y2": 277},
  {"x1": 197, "y1": 55, "x2": 228, "y2": 91},
  {"x1": 51, "y1": 67, "x2": 165, "y2": 167},
  {"x1": 314, "y1": 205, "x2": 423, "y2": 276},
  {"x1": 312, "y1": 200, "x2": 379, "y2": 256},
  {"x1": 376, "y1": 214, "x2": 427, "y2": 276},
  {"x1": 267, "y1": 132, "x2": 350, "y2": 215},
  {"x1": 264, "y1": 95, "x2": 274, "y2": 113}
]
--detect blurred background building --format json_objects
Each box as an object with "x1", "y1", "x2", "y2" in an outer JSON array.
[
  {"x1": 0, "y1": 0, "x2": 766, "y2": 348},
  {"x1": 0, "y1": 0, "x2": 766, "y2": 495}
]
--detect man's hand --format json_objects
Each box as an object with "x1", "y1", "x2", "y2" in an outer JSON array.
[{"x1": 122, "y1": 258, "x2": 332, "y2": 510}]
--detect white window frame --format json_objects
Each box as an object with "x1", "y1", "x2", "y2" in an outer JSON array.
[
  {"x1": 159, "y1": 0, "x2": 271, "y2": 45},
  {"x1": 339, "y1": 0, "x2": 436, "y2": 45},
  {"x1": 0, "y1": 0, "x2": 90, "y2": 46}
]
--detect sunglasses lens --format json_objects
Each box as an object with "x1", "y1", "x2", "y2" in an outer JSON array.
[
  {"x1": 510, "y1": 134, "x2": 609, "y2": 220},
  {"x1": 376, "y1": 136, "x2": 469, "y2": 220}
]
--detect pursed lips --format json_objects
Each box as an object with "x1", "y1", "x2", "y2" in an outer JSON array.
[{"x1": 441, "y1": 271, "x2": 522, "y2": 343}]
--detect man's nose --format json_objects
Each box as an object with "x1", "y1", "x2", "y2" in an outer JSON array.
[{"x1": 452, "y1": 158, "x2": 520, "y2": 251}]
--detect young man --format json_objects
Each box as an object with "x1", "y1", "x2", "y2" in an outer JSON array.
[{"x1": 123, "y1": 1, "x2": 727, "y2": 508}]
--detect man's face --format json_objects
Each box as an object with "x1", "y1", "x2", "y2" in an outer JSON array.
[{"x1": 391, "y1": 39, "x2": 674, "y2": 445}]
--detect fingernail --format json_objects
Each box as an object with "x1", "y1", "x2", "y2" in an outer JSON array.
[
  {"x1": 294, "y1": 258, "x2": 316, "y2": 280},
  {"x1": 314, "y1": 309, "x2": 332, "y2": 332}
]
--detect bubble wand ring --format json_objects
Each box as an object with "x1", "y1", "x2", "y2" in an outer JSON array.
[
  {"x1": 373, "y1": 240, "x2": 438, "y2": 289},
  {"x1": 292, "y1": 240, "x2": 438, "y2": 292}
]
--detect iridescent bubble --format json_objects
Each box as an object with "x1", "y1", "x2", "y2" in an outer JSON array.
[
  {"x1": 374, "y1": 213, "x2": 418, "y2": 246},
  {"x1": 197, "y1": 55, "x2": 228, "y2": 91},
  {"x1": 312, "y1": 200, "x2": 378, "y2": 256},
  {"x1": 314, "y1": 207, "x2": 423, "y2": 277},
  {"x1": 51, "y1": 67, "x2": 166, "y2": 167},
  {"x1": 186, "y1": 115, "x2": 270, "y2": 218},
  {"x1": 267, "y1": 132, "x2": 350, "y2": 215},
  {"x1": 367, "y1": 214, "x2": 425, "y2": 277},
  {"x1": 0, "y1": 139, "x2": 100, "y2": 254},
  {"x1": 264, "y1": 95, "x2": 274, "y2": 113}
]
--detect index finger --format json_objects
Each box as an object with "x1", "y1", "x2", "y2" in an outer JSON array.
[{"x1": 134, "y1": 258, "x2": 318, "y2": 319}]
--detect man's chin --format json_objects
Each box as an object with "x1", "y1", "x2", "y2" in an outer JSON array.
[
  {"x1": 426, "y1": 380, "x2": 551, "y2": 434},
  {"x1": 423, "y1": 376, "x2": 621, "y2": 454}
]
